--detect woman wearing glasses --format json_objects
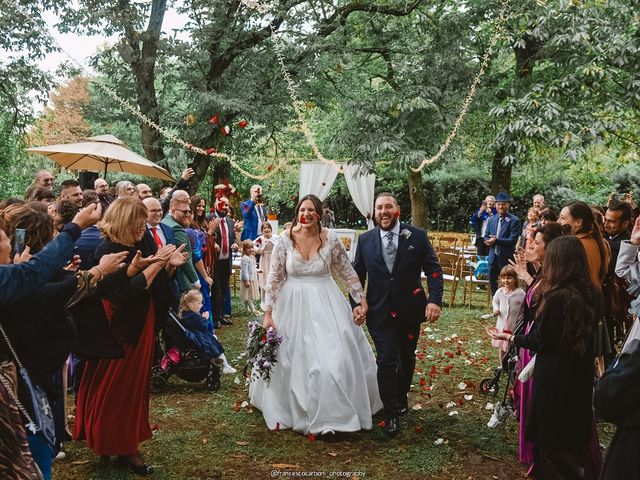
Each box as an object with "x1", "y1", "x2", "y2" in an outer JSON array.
[{"x1": 74, "y1": 197, "x2": 185, "y2": 475}]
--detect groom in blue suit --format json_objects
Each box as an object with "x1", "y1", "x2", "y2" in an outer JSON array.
[
  {"x1": 352, "y1": 193, "x2": 443, "y2": 436},
  {"x1": 483, "y1": 192, "x2": 521, "y2": 294}
]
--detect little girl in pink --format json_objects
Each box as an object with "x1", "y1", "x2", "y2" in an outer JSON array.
[{"x1": 491, "y1": 266, "x2": 525, "y2": 364}]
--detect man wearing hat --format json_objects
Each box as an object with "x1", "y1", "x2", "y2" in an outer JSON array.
[
  {"x1": 240, "y1": 184, "x2": 268, "y2": 241},
  {"x1": 484, "y1": 192, "x2": 521, "y2": 294}
]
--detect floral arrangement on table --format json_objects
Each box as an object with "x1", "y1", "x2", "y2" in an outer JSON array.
[{"x1": 243, "y1": 320, "x2": 283, "y2": 384}]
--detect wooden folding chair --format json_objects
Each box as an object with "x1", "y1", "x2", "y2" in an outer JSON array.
[
  {"x1": 436, "y1": 251, "x2": 462, "y2": 307},
  {"x1": 461, "y1": 255, "x2": 492, "y2": 308}
]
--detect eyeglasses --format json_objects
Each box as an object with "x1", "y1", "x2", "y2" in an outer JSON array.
[
  {"x1": 148, "y1": 208, "x2": 163, "y2": 214},
  {"x1": 176, "y1": 209, "x2": 193, "y2": 215}
]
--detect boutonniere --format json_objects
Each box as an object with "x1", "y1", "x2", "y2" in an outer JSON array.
[
  {"x1": 504, "y1": 217, "x2": 511, "y2": 223},
  {"x1": 400, "y1": 229, "x2": 412, "y2": 240}
]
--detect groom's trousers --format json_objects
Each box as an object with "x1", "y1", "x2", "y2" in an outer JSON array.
[{"x1": 368, "y1": 318, "x2": 421, "y2": 415}]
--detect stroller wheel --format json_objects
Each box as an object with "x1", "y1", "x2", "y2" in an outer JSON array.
[
  {"x1": 150, "y1": 366, "x2": 168, "y2": 394},
  {"x1": 205, "y1": 363, "x2": 221, "y2": 392},
  {"x1": 479, "y1": 377, "x2": 498, "y2": 396}
]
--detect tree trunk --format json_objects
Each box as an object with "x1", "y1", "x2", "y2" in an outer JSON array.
[
  {"x1": 408, "y1": 168, "x2": 427, "y2": 228},
  {"x1": 490, "y1": 34, "x2": 539, "y2": 193},
  {"x1": 490, "y1": 148, "x2": 512, "y2": 194},
  {"x1": 118, "y1": 0, "x2": 167, "y2": 166}
]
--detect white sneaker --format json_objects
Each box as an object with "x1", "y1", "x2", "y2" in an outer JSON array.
[{"x1": 222, "y1": 365, "x2": 237, "y2": 374}]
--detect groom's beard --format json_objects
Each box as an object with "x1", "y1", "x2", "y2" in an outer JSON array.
[{"x1": 378, "y1": 216, "x2": 398, "y2": 231}]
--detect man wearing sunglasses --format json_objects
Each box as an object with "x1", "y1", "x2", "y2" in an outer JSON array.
[{"x1": 162, "y1": 191, "x2": 200, "y2": 294}]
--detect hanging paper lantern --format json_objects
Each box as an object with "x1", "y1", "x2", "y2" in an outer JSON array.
[
  {"x1": 185, "y1": 113, "x2": 196, "y2": 126},
  {"x1": 237, "y1": 120, "x2": 248, "y2": 129},
  {"x1": 220, "y1": 125, "x2": 230, "y2": 136},
  {"x1": 209, "y1": 115, "x2": 219, "y2": 125},
  {"x1": 206, "y1": 147, "x2": 217, "y2": 155}
]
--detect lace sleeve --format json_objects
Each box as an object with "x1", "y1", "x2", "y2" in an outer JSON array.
[
  {"x1": 329, "y1": 232, "x2": 364, "y2": 303},
  {"x1": 261, "y1": 234, "x2": 288, "y2": 311}
]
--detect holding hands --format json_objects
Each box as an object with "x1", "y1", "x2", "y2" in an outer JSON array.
[{"x1": 353, "y1": 299, "x2": 368, "y2": 326}]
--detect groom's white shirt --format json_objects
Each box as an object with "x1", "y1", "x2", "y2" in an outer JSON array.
[{"x1": 379, "y1": 221, "x2": 400, "y2": 250}]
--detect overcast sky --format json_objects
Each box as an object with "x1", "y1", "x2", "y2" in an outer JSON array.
[{"x1": 35, "y1": 6, "x2": 190, "y2": 110}]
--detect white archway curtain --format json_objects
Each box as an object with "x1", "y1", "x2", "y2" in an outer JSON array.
[
  {"x1": 298, "y1": 161, "x2": 376, "y2": 230},
  {"x1": 298, "y1": 162, "x2": 339, "y2": 201},
  {"x1": 343, "y1": 164, "x2": 375, "y2": 230}
]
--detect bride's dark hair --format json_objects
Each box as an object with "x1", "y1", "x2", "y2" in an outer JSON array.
[{"x1": 290, "y1": 194, "x2": 325, "y2": 252}]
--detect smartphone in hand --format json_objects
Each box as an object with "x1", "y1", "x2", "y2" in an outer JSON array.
[{"x1": 14, "y1": 228, "x2": 26, "y2": 255}]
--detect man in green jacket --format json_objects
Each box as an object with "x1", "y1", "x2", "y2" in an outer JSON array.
[{"x1": 162, "y1": 192, "x2": 200, "y2": 293}]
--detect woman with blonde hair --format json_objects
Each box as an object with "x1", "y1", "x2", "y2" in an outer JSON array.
[{"x1": 74, "y1": 197, "x2": 184, "y2": 475}]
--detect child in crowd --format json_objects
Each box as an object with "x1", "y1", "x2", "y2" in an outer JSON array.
[
  {"x1": 255, "y1": 222, "x2": 278, "y2": 303},
  {"x1": 491, "y1": 266, "x2": 526, "y2": 364},
  {"x1": 240, "y1": 239, "x2": 260, "y2": 314},
  {"x1": 179, "y1": 290, "x2": 236, "y2": 374}
]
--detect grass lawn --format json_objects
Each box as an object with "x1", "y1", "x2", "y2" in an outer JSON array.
[{"x1": 54, "y1": 285, "x2": 613, "y2": 480}]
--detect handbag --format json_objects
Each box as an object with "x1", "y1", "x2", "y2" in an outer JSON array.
[{"x1": 0, "y1": 322, "x2": 55, "y2": 448}]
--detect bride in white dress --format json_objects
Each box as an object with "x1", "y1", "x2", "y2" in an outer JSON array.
[{"x1": 249, "y1": 194, "x2": 383, "y2": 435}]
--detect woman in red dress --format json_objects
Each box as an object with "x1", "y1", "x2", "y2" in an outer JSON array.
[{"x1": 74, "y1": 197, "x2": 184, "y2": 475}]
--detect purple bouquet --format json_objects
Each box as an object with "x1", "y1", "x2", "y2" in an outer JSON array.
[{"x1": 243, "y1": 320, "x2": 283, "y2": 384}]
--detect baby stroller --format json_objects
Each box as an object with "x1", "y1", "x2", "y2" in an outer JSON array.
[
  {"x1": 150, "y1": 309, "x2": 221, "y2": 393},
  {"x1": 480, "y1": 318, "x2": 524, "y2": 427}
]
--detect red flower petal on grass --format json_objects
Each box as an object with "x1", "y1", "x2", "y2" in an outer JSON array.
[
  {"x1": 428, "y1": 366, "x2": 437, "y2": 377},
  {"x1": 209, "y1": 115, "x2": 219, "y2": 125},
  {"x1": 419, "y1": 377, "x2": 427, "y2": 386},
  {"x1": 444, "y1": 351, "x2": 454, "y2": 358},
  {"x1": 456, "y1": 347, "x2": 462, "y2": 355},
  {"x1": 443, "y1": 365, "x2": 453, "y2": 375},
  {"x1": 150, "y1": 423, "x2": 159, "y2": 431},
  {"x1": 238, "y1": 120, "x2": 248, "y2": 128},
  {"x1": 415, "y1": 425, "x2": 423, "y2": 433},
  {"x1": 377, "y1": 420, "x2": 386, "y2": 428},
  {"x1": 308, "y1": 434, "x2": 316, "y2": 442},
  {"x1": 267, "y1": 164, "x2": 274, "y2": 172},
  {"x1": 206, "y1": 147, "x2": 217, "y2": 155},
  {"x1": 457, "y1": 399, "x2": 465, "y2": 406}
]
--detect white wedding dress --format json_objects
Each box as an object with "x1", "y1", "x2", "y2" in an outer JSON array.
[{"x1": 249, "y1": 230, "x2": 383, "y2": 435}]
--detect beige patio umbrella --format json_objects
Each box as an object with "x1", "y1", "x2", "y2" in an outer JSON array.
[{"x1": 26, "y1": 134, "x2": 175, "y2": 182}]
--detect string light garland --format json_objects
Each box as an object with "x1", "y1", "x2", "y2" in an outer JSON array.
[
  {"x1": 25, "y1": 0, "x2": 510, "y2": 178},
  {"x1": 244, "y1": 0, "x2": 511, "y2": 173}
]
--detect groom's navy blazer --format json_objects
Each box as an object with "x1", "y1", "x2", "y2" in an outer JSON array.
[{"x1": 352, "y1": 223, "x2": 443, "y2": 329}]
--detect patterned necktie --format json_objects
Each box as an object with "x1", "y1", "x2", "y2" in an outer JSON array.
[
  {"x1": 385, "y1": 231, "x2": 397, "y2": 271},
  {"x1": 495, "y1": 217, "x2": 503, "y2": 255},
  {"x1": 150, "y1": 226, "x2": 163, "y2": 248}
]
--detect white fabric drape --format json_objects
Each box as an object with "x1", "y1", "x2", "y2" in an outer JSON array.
[
  {"x1": 298, "y1": 162, "x2": 339, "y2": 201},
  {"x1": 343, "y1": 164, "x2": 376, "y2": 230}
]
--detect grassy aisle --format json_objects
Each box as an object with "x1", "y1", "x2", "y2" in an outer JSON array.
[{"x1": 54, "y1": 296, "x2": 610, "y2": 480}]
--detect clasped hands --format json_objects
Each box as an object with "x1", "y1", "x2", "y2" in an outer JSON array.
[{"x1": 352, "y1": 301, "x2": 368, "y2": 326}]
